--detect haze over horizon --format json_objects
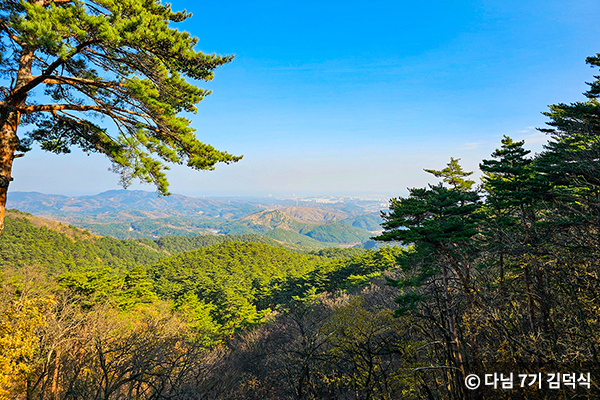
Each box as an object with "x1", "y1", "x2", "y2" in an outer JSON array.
[
  {"x1": 8, "y1": 0, "x2": 600, "y2": 199},
  {"x1": 7, "y1": 189, "x2": 391, "y2": 204}
]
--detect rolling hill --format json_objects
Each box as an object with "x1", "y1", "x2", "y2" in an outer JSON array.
[{"x1": 6, "y1": 190, "x2": 385, "y2": 248}]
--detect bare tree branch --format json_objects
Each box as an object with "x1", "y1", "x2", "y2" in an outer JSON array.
[
  {"x1": 18, "y1": 104, "x2": 149, "y2": 119},
  {"x1": 11, "y1": 40, "x2": 97, "y2": 101},
  {"x1": 36, "y1": 76, "x2": 124, "y2": 88}
]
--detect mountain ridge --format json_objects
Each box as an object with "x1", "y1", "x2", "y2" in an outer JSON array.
[{"x1": 6, "y1": 190, "x2": 384, "y2": 248}]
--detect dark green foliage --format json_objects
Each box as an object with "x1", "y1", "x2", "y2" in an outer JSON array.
[
  {"x1": 536, "y1": 93, "x2": 600, "y2": 234},
  {"x1": 152, "y1": 233, "x2": 282, "y2": 254},
  {"x1": 377, "y1": 184, "x2": 481, "y2": 245},
  {"x1": 480, "y1": 136, "x2": 536, "y2": 210},
  {"x1": 1, "y1": 210, "x2": 401, "y2": 346},
  {"x1": 376, "y1": 161, "x2": 483, "y2": 284},
  {"x1": 479, "y1": 135, "x2": 542, "y2": 260},
  {"x1": 300, "y1": 221, "x2": 372, "y2": 243},
  {"x1": 272, "y1": 246, "x2": 405, "y2": 304},
  {"x1": 308, "y1": 247, "x2": 366, "y2": 260},
  {"x1": 149, "y1": 241, "x2": 326, "y2": 332}
]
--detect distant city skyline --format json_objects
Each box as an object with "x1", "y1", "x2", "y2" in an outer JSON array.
[{"x1": 8, "y1": 0, "x2": 600, "y2": 199}]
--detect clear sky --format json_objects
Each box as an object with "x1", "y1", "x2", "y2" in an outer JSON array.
[{"x1": 8, "y1": 0, "x2": 600, "y2": 198}]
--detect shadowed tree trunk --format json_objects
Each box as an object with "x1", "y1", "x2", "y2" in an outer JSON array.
[
  {"x1": 0, "y1": 47, "x2": 33, "y2": 235},
  {"x1": 0, "y1": 111, "x2": 20, "y2": 235}
]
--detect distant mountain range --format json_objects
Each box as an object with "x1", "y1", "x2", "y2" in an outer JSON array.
[
  {"x1": 7, "y1": 190, "x2": 385, "y2": 248},
  {"x1": 6, "y1": 190, "x2": 262, "y2": 219}
]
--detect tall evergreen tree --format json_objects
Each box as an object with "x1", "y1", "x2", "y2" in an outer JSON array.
[
  {"x1": 0, "y1": 0, "x2": 242, "y2": 233},
  {"x1": 378, "y1": 159, "x2": 482, "y2": 299},
  {"x1": 536, "y1": 55, "x2": 600, "y2": 234},
  {"x1": 528, "y1": 54, "x2": 600, "y2": 355},
  {"x1": 376, "y1": 159, "x2": 482, "y2": 397},
  {"x1": 479, "y1": 136, "x2": 538, "y2": 279},
  {"x1": 480, "y1": 136, "x2": 544, "y2": 331}
]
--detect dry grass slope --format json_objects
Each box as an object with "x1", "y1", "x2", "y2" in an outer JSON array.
[{"x1": 5, "y1": 209, "x2": 98, "y2": 241}]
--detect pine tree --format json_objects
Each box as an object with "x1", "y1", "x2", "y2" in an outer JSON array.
[
  {"x1": 0, "y1": 0, "x2": 242, "y2": 233},
  {"x1": 376, "y1": 159, "x2": 482, "y2": 397},
  {"x1": 480, "y1": 136, "x2": 541, "y2": 330}
]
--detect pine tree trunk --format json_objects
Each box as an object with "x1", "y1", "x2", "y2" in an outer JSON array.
[
  {"x1": 50, "y1": 349, "x2": 60, "y2": 399},
  {"x1": 442, "y1": 263, "x2": 465, "y2": 398},
  {"x1": 0, "y1": 108, "x2": 20, "y2": 235},
  {"x1": 524, "y1": 263, "x2": 535, "y2": 331},
  {"x1": 0, "y1": 47, "x2": 34, "y2": 235}
]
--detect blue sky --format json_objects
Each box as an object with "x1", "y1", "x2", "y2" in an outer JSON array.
[{"x1": 9, "y1": 0, "x2": 600, "y2": 198}]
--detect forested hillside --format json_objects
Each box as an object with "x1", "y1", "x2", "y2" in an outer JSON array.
[
  {"x1": 0, "y1": 210, "x2": 165, "y2": 272},
  {"x1": 0, "y1": 210, "x2": 405, "y2": 399}
]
